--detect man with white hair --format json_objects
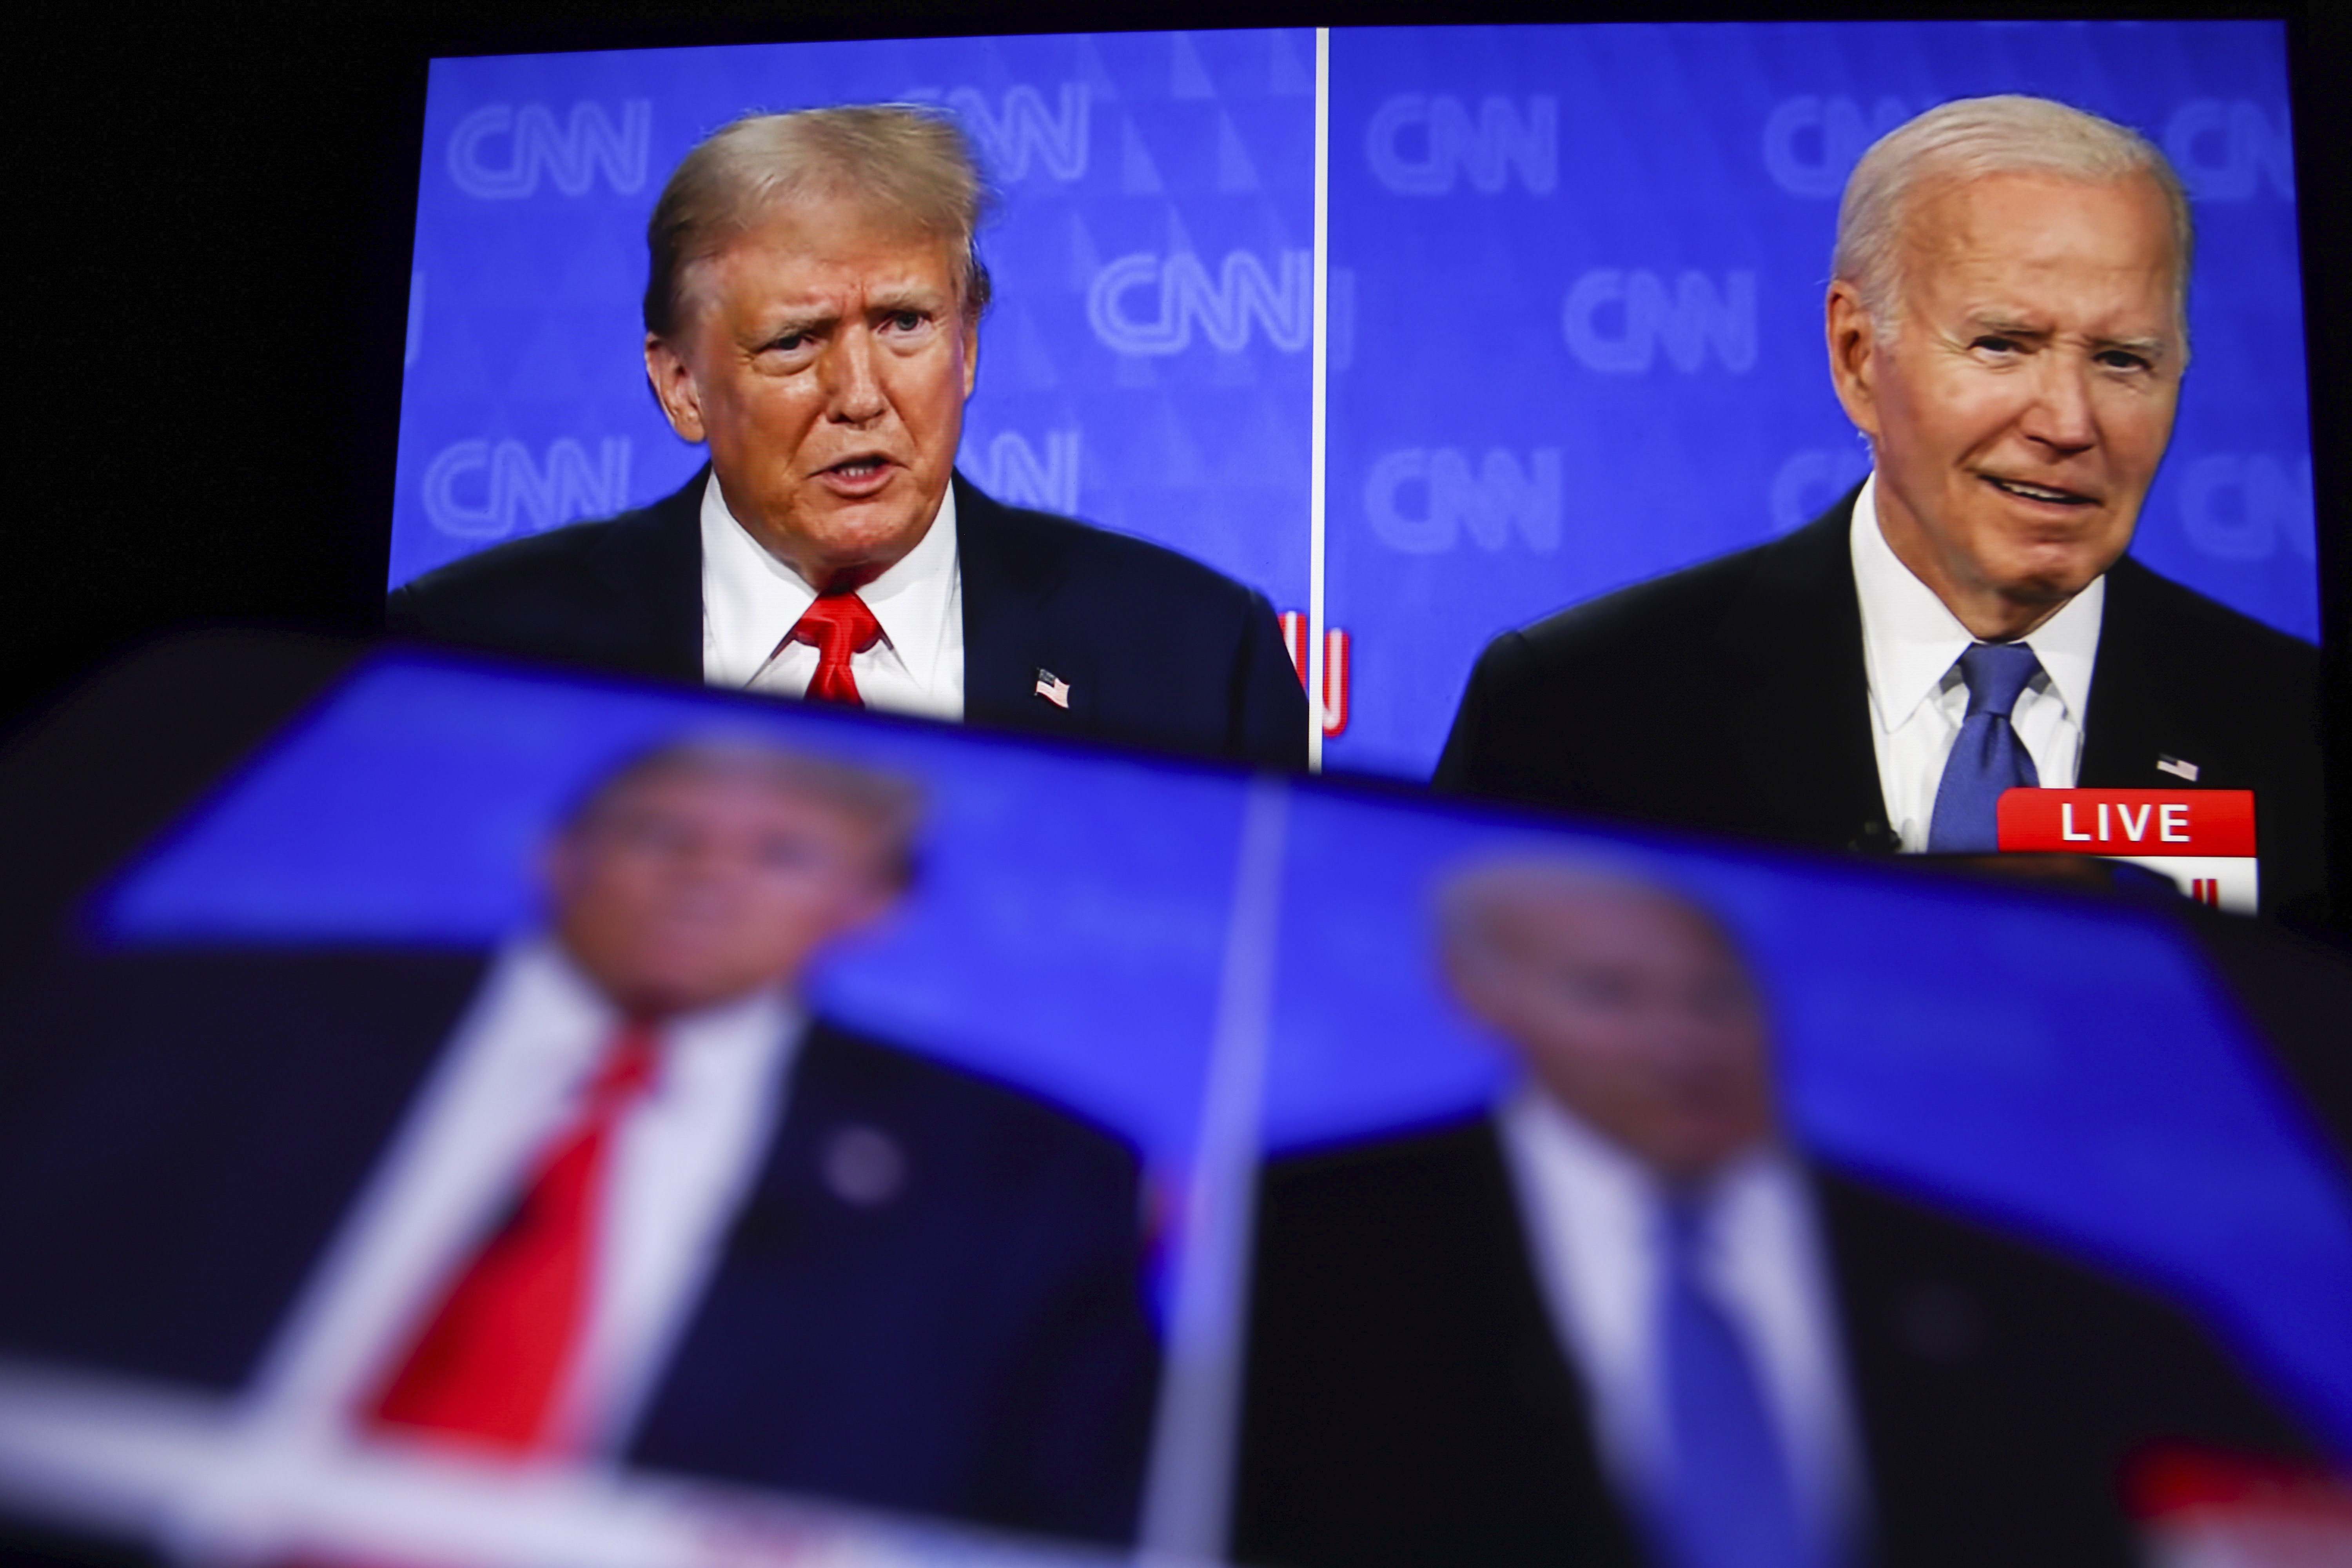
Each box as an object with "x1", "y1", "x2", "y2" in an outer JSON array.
[
  {"x1": 1436, "y1": 96, "x2": 2324, "y2": 915},
  {"x1": 392, "y1": 105, "x2": 1308, "y2": 771},
  {"x1": 1233, "y1": 858, "x2": 2316, "y2": 1568}
]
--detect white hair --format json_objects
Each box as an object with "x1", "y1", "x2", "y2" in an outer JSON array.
[
  {"x1": 1433, "y1": 854, "x2": 1742, "y2": 972},
  {"x1": 1833, "y1": 94, "x2": 2194, "y2": 338}
]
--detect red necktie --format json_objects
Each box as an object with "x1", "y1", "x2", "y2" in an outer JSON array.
[
  {"x1": 783, "y1": 592, "x2": 884, "y2": 707},
  {"x1": 365, "y1": 1020, "x2": 662, "y2": 1455}
]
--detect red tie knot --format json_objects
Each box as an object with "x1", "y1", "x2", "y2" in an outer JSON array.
[
  {"x1": 586, "y1": 1018, "x2": 662, "y2": 1109},
  {"x1": 788, "y1": 592, "x2": 884, "y2": 706}
]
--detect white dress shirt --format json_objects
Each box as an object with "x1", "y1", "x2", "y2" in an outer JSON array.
[
  {"x1": 1495, "y1": 1088, "x2": 1864, "y2": 1551},
  {"x1": 700, "y1": 473, "x2": 965, "y2": 720},
  {"x1": 245, "y1": 938, "x2": 802, "y2": 1456},
  {"x1": 1850, "y1": 472, "x2": 2104, "y2": 851}
]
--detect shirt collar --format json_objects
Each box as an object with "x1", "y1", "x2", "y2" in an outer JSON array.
[
  {"x1": 1501, "y1": 1081, "x2": 1657, "y2": 1240},
  {"x1": 501, "y1": 931, "x2": 806, "y2": 1064},
  {"x1": 1850, "y1": 470, "x2": 2105, "y2": 730},
  {"x1": 1500, "y1": 1081, "x2": 1793, "y2": 1229},
  {"x1": 855, "y1": 480, "x2": 960, "y2": 691},
  {"x1": 699, "y1": 472, "x2": 960, "y2": 689}
]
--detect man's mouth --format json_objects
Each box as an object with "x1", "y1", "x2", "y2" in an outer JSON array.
[
  {"x1": 1983, "y1": 475, "x2": 2095, "y2": 506},
  {"x1": 825, "y1": 456, "x2": 892, "y2": 481}
]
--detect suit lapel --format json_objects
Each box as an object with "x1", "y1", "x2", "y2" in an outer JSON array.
[
  {"x1": 626, "y1": 1020, "x2": 919, "y2": 1478},
  {"x1": 953, "y1": 474, "x2": 1097, "y2": 737},
  {"x1": 1428, "y1": 1122, "x2": 1651, "y2": 1565},
  {"x1": 2076, "y1": 558, "x2": 2196, "y2": 790},
  {"x1": 582, "y1": 465, "x2": 708, "y2": 684},
  {"x1": 696, "y1": 1017, "x2": 875, "y2": 1258},
  {"x1": 1714, "y1": 489, "x2": 1896, "y2": 851},
  {"x1": 1811, "y1": 1168, "x2": 2145, "y2": 1568}
]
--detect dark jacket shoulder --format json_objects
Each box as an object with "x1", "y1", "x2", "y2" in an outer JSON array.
[
  {"x1": 2092, "y1": 554, "x2": 2322, "y2": 757},
  {"x1": 796, "y1": 1016, "x2": 1145, "y2": 1194},
  {"x1": 0, "y1": 943, "x2": 489, "y2": 1388},
  {"x1": 1237, "y1": 1116, "x2": 1646, "y2": 1568},
  {"x1": 971, "y1": 490, "x2": 1274, "y2": 618},
  {"x1": 1434, "y1": 500, "x2": 1869, "y2": 840},
  {"x1": 954, "y1": 476, "x2": 1308, "y2": 769},
  {"x1": 385, "y1": 476, "x2": 703, "y2": 681}
]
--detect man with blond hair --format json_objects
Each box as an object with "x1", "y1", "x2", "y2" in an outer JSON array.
[
  {"x1": 1436, "y1": 96, "x2": 2323, "y2": 915},
  {"x1": 392, "y1": 105, "x2": 1307, "y2": 770},
  {"x1": 0, "y1": 737, "x2": 1160, "y2": 1552}
]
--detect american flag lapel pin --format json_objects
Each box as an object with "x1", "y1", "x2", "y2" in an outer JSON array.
[
  {"x1": 1034, "y1": 668, "x2": 1071, "y2": 710},
  {"x1": 2157, "y1": 755, "x2": 2200, "y2": 782}
]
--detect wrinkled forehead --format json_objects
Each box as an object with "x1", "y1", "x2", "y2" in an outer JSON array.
[
  {"x1": 686, "y1": 187, "x2": 969, "y2": 309},
  {"x1": 568, "y1": 759, "x2": 883, "y2": 846},
  {"x1": 1455, "y1": 873, "x2": 1746, "y2": 976},
  {"x1": 1896, "y1": 169, "x2": 2186, "y2": 313}
]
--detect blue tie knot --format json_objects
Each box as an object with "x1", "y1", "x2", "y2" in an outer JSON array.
[
  {"x1": 1648, "y1": 1182, "x2": 1822, "y2": 1568},
  {"x1": 1661, "y1": 1187, "x2": 1715, "y2": 1264},
  {"x1": 1956, "y1": 642, "x2": 2042, "y2": 719}
]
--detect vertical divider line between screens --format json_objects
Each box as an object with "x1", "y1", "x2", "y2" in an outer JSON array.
[
  {"x1": 1135, "y1": 774, "x2": 1290, "y2": 1563},
  {"x1": 1307, "y1": 27, "x2": 1333, "y2": 774}
]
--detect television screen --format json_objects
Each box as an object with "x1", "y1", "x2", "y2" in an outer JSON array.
[
  {"x1": 377, "y1": 19, "x2": 2330, "y2": 919},
  {"x1": 0, "y1": 633, "x2": 2344, "y2": 1564}
]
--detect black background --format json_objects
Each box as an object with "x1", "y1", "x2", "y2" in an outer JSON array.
[{"x1": 9, "y1": 0, "x2": 2347, "y2": 926}]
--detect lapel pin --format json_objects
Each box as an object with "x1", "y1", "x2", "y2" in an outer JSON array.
[
  {"x1": 2156, "y1": 755, "x2": 2200, "y2": 782},
  {"x1": 1034, "y1": 668, "x2": 1071, "y2": 710},
  {"x1": 822, "y1": 1124, "x2": 906, "y2": 1207}
]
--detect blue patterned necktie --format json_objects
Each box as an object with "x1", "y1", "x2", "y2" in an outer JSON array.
[
  {"x1": 1926, "y1": 642, "x2": 2043, "y2": 854},
  {"x1": 1647, "y1": 1190, "x2": 1817, "y2": 1568}
]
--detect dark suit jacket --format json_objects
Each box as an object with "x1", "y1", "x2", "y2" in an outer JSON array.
[
  {"x1": 1231, "y1": 1118, "x2": 2317, "y2": 1568},
  {"x1": 1434, "y1": 488, "x2": 2328, "y2": 916},
  {"x1": 388, "y1": 469, "x2": 1310, "y2": 770},
  {"x1": 0, "y1": 945, "x2": 1160, "y2": 1548}
]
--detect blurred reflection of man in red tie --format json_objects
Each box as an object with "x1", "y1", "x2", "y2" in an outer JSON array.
[
  {"x1": 0, "y1": 739, "x2": 1161, "y2": 1545},
  {"x1": 267, "y1": 740, "x2": 1160, "y2": 1529},
  {"x1": 354, "y1": 740, "x2": 916, "y2": 1455}
]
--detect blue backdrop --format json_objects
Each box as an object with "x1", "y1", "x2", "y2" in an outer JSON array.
[
  {"x1": 387, "y1": 20, "x2": 2315, "y2": 779},
  {"x1": 94, "y1": 652, "x2": 2352, "y2": 1455},
  {"x1": 97, "y1": 659, "x2": 1245, "y2": 1173},
  {"x1": 1262, "y1": 791, "x2": 2352, "y2": 1452},
  {"x1": 391, "y1": 31, "x2": 1318, "y2": 629},
  {"x1": 1324, "y1": 19, "x2": 2312, "y2": 777}
]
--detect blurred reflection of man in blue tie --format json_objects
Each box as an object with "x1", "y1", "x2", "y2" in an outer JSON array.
[
  {"x1": 1234, "y1": 860, "x2": 2315, "y2": 1568},
  {"x1": 1431, "y1": 864, "x2": 1851, "y2": 1568}
]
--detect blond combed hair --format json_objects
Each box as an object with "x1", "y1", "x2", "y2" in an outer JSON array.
[
  {"x1": 565, "y1": 736, "x2": 929, "y2": 888},
  {"x1": 643, "y1": 103, "x2": 995, "y2": 340}
]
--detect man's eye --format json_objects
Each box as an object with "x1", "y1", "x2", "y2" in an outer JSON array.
[
  {"x1": 887, "y1": 310, "x2": 926, "y2": 332},
  {"x1": 2096, "y1": 349, "x2": 2152, "y2": 372},
  {"x1": 766, "y1": 332, "x2": 809, "y2": 354},
  {"x1": 756, "y1": 836, "x2": 819, "y2": 869},
  {"x1": 1972, "y1": 335, "x2": 2021, "y2": 355},
  {"x1": 1558, "y1": 974, "x2": 1630, "y2": 1008}
]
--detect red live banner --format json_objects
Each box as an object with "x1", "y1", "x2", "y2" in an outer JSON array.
[{"x1": 1998, "y1": 789, "x2": 2256, "y2": 856}]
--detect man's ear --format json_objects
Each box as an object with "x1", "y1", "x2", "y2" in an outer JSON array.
[
  {"x1": 646, "y1": 333, "x2": 707, "y2": 443},
  {"x1": 813, "y1": 877, "x2": 907, "y2": 963},
  {"x1": 1824, "y1": 281, "x2": 1883, "y2": 444},
  {"x1": 960, "y1": 308, "x2": 980, "y2": 401},
  {"x1": 1441, "y1": 942, "x2": 1515, "y2": 1038},
  {"x1": 537, "y1": 833, "x2": 581, "y2": 913}
]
